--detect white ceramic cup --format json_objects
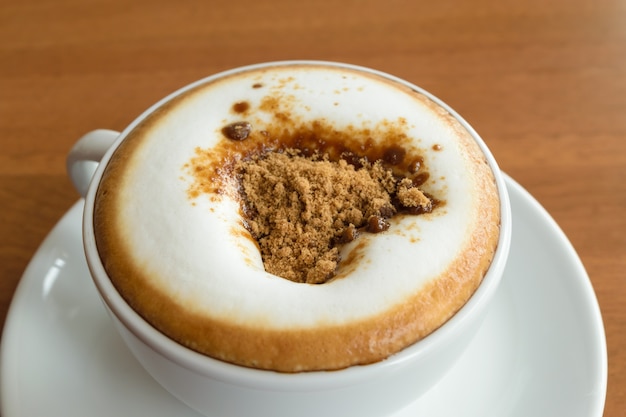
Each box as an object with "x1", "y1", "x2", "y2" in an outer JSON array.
[{"x1": 67, "y1": 61, "x2": 511, "y2": 417}]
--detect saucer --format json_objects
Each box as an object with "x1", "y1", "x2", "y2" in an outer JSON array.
[{"x1": 0, "y1": 175, "x2": 607, "y2": 417}]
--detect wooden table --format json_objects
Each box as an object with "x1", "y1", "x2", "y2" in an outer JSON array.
[{"x1": 1, "y1": 0, "x2": 624, "y2": 415}]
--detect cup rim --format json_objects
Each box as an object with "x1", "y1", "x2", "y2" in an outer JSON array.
[{"x1": 81, "y1": 60, "x2": 512, "y2": 391}]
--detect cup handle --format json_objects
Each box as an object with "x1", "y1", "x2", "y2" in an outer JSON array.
[{"x1": 66, "y1": 129, "x2": 120, "y2": 197}]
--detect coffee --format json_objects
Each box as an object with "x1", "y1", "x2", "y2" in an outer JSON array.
[{"x1": 93, "y1": 63, "x2": 500, "y2": 372}]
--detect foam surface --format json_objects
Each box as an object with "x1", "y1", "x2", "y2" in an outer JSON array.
[{"x1": 94, "y1": 64, "x2": 500, "y2": 370}]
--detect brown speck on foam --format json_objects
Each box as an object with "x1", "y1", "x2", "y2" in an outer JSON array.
[
  {"x1": 232, "y1": 101, "x2": 250, "y2": 114},
  {"x1": 222, "y1": 121, "x2": 252, "y2": 141}
]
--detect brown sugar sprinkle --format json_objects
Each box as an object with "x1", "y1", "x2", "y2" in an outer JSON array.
[{"x1": 236, "y1": 149, "x2": 433, "y2": 284}]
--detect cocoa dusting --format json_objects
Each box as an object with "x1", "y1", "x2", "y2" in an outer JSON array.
[{"x1": 236, "y1": 150, "x2": 433, "y2": 284}]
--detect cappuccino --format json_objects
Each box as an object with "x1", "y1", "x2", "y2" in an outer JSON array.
[{"x1": 94, "y1": 63, "x2": 500, "y2": 372}]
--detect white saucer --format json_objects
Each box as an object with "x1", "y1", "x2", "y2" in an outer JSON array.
[{"x1": 0, "y1": 175, "x2": 607, "y2": 417}]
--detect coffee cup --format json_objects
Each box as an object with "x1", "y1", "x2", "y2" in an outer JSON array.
[{"x1": 67, "y1": 61, "x2": 511, "y2": 417}]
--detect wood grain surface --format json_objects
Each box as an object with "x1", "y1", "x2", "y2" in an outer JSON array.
[{"x1": 1, "y1": 0, "x2": 624, "y2": 415}]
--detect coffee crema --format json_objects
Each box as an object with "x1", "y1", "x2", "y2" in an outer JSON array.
[{"x1": 94, "y1": 64, "x2": 501, "y2": 372}]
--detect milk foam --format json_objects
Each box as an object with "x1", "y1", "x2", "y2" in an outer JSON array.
[{"x1": 108, "y1": 65, "x2": 486, "y2": 329}]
